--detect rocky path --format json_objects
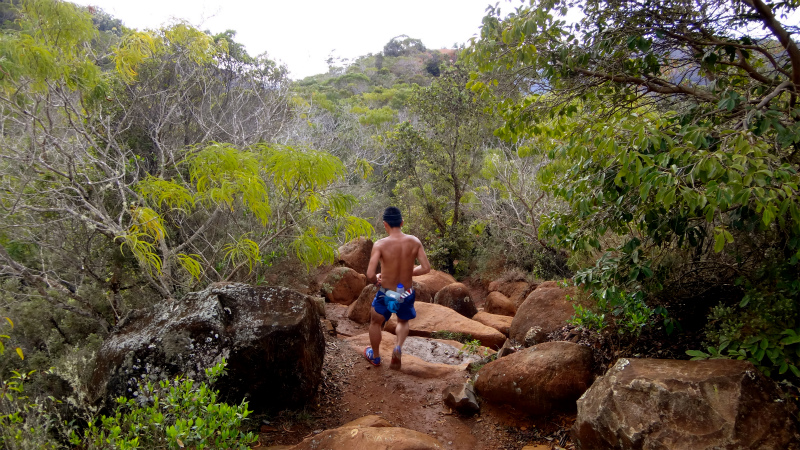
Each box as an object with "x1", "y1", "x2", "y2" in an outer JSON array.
[{"x1": 252, "y1": 304, "x2": 576, "y2": 450}]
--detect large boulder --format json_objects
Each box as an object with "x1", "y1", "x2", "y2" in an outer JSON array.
[
  {"x1": 384, "y1": 302, "x2": 506, "y2": 349},
  {"x1": 88, "y1": 283, "x2": 324, "y2": 412},
  {"x1": 347, "y1": 284, "x2": 378, "y2": 324},
  {"x1": 321, "y1": 266, "x2": 366, "y2": 305},
  {"x1": 337, "y1": 237, "x2": 374, "y2": 275},
  {"x1": 474, "y1": 341, "x2": 593, "y2": 415},
  {"x1": 412, "y1": 270, "x2": 456, "y2": 303},
  {"x1": 484, "y1": 291, "x2": 517, "y2": 317},
  {"x1": 472, "y1": 311, "x2": 513, "y2": 336},
  {"x1": 509, "y1": 283, "x2": 574, "y2": 345},
  {"x1": 572, "y1": 358, "x2": 800, "y2": 450},
  {"x1": 433, "y1": 282, "x2": 478, "y2": 318},
  {"x1": 488, "y1": 280, "x2": 536, "y2": 307}
]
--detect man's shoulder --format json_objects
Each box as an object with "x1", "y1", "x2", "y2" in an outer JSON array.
[{"x1": 404, "y1": 234, "x2": 423, "y2": 245}]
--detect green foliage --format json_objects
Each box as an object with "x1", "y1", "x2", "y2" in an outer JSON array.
[
  {"x1": 386, "y1": 65, "x2": 497, "y2": 272},
  {"x1": 71, "y1": 360, "x2": 256, "y2": 450},
  {"x1": 569, "y1": 304, "x2": 606, "y2": 331},
  {"x1": 0, "y1": 319, "x2": 60, "y2": 449},
  {"x1": 383, "y1": 35, "x2": 426, "y2": 57},
  {"x1": 459, "y1": 339, "x2": 490, "y2": 358},
  {"x1": 135, "y1": 142, "x2": 373, "y2": 280},
  {"x1": 466, "y1": 0, "x2": 800, "y2": 378}
]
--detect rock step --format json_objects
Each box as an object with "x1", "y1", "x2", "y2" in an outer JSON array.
[
  {"x1": 384, "y1": 302, "x2": 506, "y2": 349},
  {"x1": 345, "y1": 332, "x2": 475, "y2": 379},
  {"x1": 259, "y1": 415, "x2": 443, "y2": 450}
]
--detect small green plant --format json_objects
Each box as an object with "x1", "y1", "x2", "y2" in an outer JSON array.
[
  {"x1": 459, "y1": 339, "x2": 489, "y2": 357},
  {"x1": 71, "y1": 359, "x2": 257, "y2": 449},
  {"x1": 569, "y1": 304, "x2": 606, "y2": 331},
  {"x1": 430, "y1": 331, "x2": 474, "y2": 343},
  {"x1": 688, "y1": 328, "x2": 800, "y2": 379}
]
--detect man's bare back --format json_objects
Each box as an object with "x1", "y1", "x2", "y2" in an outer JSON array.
[{"x1": 366, "y1": 233, "x2": 429, "y2": 291}]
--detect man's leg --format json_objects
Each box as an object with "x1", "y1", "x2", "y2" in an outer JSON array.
[
  {"x1": 394, "y1": 319, "x2": 410, "y2": 349},
  {"x1": 368, "y1": 308, "x2": 385, "y2": 359},
  {"x1": 390, "y1": 319, "x2": 410, "y2": 370}
]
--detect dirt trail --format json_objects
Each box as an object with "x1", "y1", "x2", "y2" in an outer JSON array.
[{"x1": 252, "y1": 304, "x2": 576, "y2": 450}]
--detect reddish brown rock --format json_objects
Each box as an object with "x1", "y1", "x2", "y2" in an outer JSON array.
[
  {"x1": 536, "y1": 280, "x2": 560, "y2": 289},
  {"x1": 290, "y1": 420, "x2": 443, "y2": 450},
  {"x1": 573, "y1": 358, "x2": 800, "y2": 450},
  {"x1": 345, "y1": 332, "x2": 467, "y2": 378},
  {"x1": 509, "y1": 284, "x2": 575, "y2": 345},
  {"x1": 347, "y1": 284, "x2": 378, "y2": 324},
  {"x1": 433, "y1": 282, "x2": 478, "y2": 318},
  {"x1": 341, "y1": 415, "x2": 392, "y2": 428},
  {"x1": 488, "y1": 280, "x2": 536, "y2": 307},
  {"x1": 484, "y1": 291, "x2": 516, "y2": 317},
  {"x1": 336, "y1": 237, "x2": 374, "y2": 275},
  {"x1": 474, "y1": 341, "x2": 593, "y2": 415},
  {"x1": 413, "y1": 270, "x2": 457, "y2": 303},
  {"x1": 472, "y1": 311, "x2": 513, "y2": 336},
  {"x1": 322, "y1": 267, "x2": 366, "y2": 306},
  {"x1": 384, "y1": 302, "x2": 506, "y2": 349}
]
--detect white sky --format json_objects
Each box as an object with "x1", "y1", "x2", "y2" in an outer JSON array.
[{"x1": 72, "y1": 0, "x2": 506, "y2": 79}]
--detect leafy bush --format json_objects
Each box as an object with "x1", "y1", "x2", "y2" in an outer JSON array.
[
  {"x1": 0, "y1": 318, "x2": 60, "y2": 450},
  {"x1": 71, "y1": 360, "x2": 256, "y2": 450}
]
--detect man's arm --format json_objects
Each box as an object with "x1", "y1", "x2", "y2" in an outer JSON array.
[
  {"x1": 366, "y1": 243, "x2": 382, "y2": 285},
  {"x1": 412, "y1": 242, "x2": 431, "y2": 276}
]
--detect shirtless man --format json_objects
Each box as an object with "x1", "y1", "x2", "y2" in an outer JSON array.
[{"x1": 364, "y1": 206, "x2": 431, "y2": 370}]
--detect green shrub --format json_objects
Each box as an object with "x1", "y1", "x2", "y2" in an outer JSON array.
[
  {"x1": 0, "y1": 318, "x2": 60, "y2": 449},
  {"x1": 71, "y1": 360, "x2": 256, "y2": 450}
]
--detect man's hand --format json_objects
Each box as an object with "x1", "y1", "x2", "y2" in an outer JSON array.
[{"x1": 375, "y1": 273, "x2": 382, "y2": 286}]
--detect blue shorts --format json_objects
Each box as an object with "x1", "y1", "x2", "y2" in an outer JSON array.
[{"x1": 372, "y1": 288, "x2": 416, "y2": 323}]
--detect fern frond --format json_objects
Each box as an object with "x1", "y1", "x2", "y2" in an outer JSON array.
[
  {"x1": 343, "y1": 216, "x2": 374, "y2": 241},
  {"x1": 137, "y1": 176, "x2": 195, "y2": 211},
  {"x1": 114, "y1": 31, "x2": 155, "y2": 83},
  {"x1": 355, "y1": 158, "x2": 374, "y2": 180},
  {"x1": 129, "y1": 206, "x2": 166, "y2": 241},
  {"x1": 117, "y1": 232, "x2": 163, "y2": 275},
  {"x1": 326, "y1": 193, "x2": 357, "y2": 218},
  {"x1": 223, "y1": 237, "x2": 261, "y2": 273},
  {"x1": 291, "y1": 228, "x2": 336, "y2": 271},
  {"x1": 176, "y1": 253, "x2": 203, "y2": 281},
  {"x1": 257, "y1": 144, "x2": 346, "y2": 193}
]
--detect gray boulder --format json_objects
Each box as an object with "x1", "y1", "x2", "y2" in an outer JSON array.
[
  {"x1": 573, "y1": 358, "x2": 800, "y2": 450},
  {"x1": 88, "y1": 283, "x2": 325, "y2": 412},
  {"x1": 443, "y1": 382, "x2": 480, "y2": 414}
]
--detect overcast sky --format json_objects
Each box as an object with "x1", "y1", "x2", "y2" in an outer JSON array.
[{"x1": 71, "y1": 0, "x2": 503, "y2": 79}]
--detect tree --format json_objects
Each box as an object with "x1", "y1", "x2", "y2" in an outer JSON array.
[
  {"x1": 383, "y1": 35, "x2": 426, "y2": 57},
  {"x1": 466, "y1": 0, "x2": 800, "y2": 377},
  {"x1": 387, "y1": 65, "x2": 497, "y2": 273},
  {"x1": 0, "y1": 0, "x2": 370, "y2": 342}
]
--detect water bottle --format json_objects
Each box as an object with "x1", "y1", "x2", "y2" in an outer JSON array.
[
  {"x1": 395, "y1": 283, "x2": 405, "y2": 304},
  {"x1": 385, "y1": 284, "x2": 404, "y2": 313}
]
